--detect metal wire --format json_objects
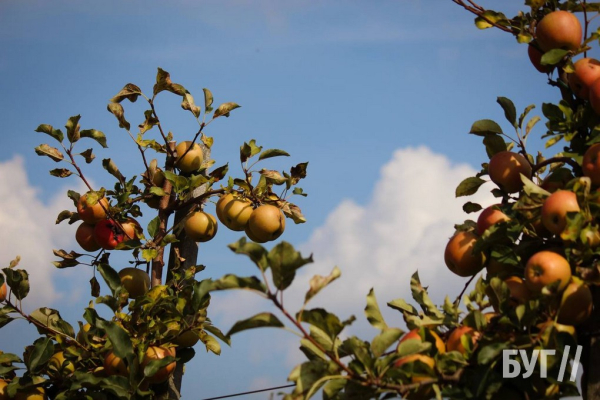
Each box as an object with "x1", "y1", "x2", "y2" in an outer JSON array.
[{"x1": 200, "y1": 384, "x2": 295, "y2": 400}]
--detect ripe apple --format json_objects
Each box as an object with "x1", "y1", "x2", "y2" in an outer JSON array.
[
  {"x1": 488, "y1": 276, "x2": 531, "y2": 311},
  {"x1": 216, "y1": 194, "x2": 254, "y2": 231},
  {"x1": 184, "y1": 211, "x2": 218, "y2": 242},
  {"x1": 47, "y1": 351, "x2": 75, "y2": 378},
  {"x1": 77, "y1": 193, "x2": 109, "y2": 224},
  {"x1": 104, "y1": 351, "x2": 128, "y2": 377},
  {"x1": 173, "y1": 330, "x2": 200, "y2": 348},
  {"x1": 398, "y1": 329, "x2": 445, "y2": 354},
  {"x1": 175, "y1": 141, "x2": 203, "y2": 173},
  {"x1": 393, "y1": 354, "x2": 435, "y2": 399},
  {"x1": 535, "y1": 10, "x2": 582, "y2": 52},
  {"x1": 142, "y1": 346, "x2": 176, "y2": 384},
  {"x1": 582, "y1": 143, "x2": 600, "y2": 185},
  {"x1": 540, "y1": 167, "x2": 574, "y2": 192},
  {"x1": 246, "y1": 204, "x2": 286, "y2": 243},
  {"x1": 0, "y1": 379, "x2": 7, "y2": 400},
  {"x1": 14, "y1": 387, "x2": 46, "y2": 400},
  {"x1": 541, "y1": 190, "x2": 580, "y2": 235},
  {"x1": 590, "y1": 79, "x2": 600, "y2": 115},
  {"x1": 528, "y1": 43, "x2": 552, "y2": 73},
  {"x1": 557, "y1": 277, "x2": 593, "y2": 325},
  {"x1": 93, "y1": 218, "x2": 139, "y2": 250},
  {"x1": 0, "y1": 280, "x2": 6, "y2": 302},
  {"x1": 444, "y1": 231, "x2": 485, "y2": 277},
  {"x1": 568, "y1": 58, "x2": 600, "y2": 99},
  {"x1": 524, "y1": 251, "x2": 572, "y2": 294},
  {"x1": 446, "y1": 326, "x2": 478, "y2": 355},
  {"x1": 476, "y1": 204, "x2": 509, "y2": 235},
  {"x1": 118, "y1": 268, "x2": 150, "y2": 299},
  {"x1": 75, "y1": 222, "x2": 101, "y2": 252},
  {"x1": 488, "y1": 151, "x2": 532, "y2": 194}
]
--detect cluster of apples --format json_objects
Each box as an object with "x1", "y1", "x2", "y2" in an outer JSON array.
[
  {"x1": 528, "y1": 10, "x2": 600, "y2": 114},
  {"x1": 183, "y1": 193, "x2": 286, "y2": 244},
  {"x1": 444, "y1": 146, "x2": 596, "y2": 327},
  {"x1": 74, "y1": 193, "x2": 139, "y2": 253}
]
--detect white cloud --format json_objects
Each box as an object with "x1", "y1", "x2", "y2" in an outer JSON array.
[{"x1": 0, "y1": 156, "x2": 84, "y2": 310}]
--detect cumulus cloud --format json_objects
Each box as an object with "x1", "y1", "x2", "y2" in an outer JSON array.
[
  {"x1": 0, "y1": 156, "x2": 83, "y2": 310},
  {"x1": 291, "y1": 146, "x2": 495, "y2": 332}
]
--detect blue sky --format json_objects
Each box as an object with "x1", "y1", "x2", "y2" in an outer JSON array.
[{"x1": 0, "y1": 1, "x2": 587, "y2": 399}]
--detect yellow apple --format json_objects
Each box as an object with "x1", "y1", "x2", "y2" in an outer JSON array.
[
  {"x1": 118, "y1": 268, "x2": 150, "y2": 299},
  {"x1": 184, "y1": 211, "x2": 218, "y2": 242},
  {"x1": 175, "y1": 141, "x2": 203, "y2": 173},
  {"x1": 246, "y1": 204, "x2": 286, "y2": 243},
  {"x1": 216, "y1": 194, "x2": 253, "y2": 231}
]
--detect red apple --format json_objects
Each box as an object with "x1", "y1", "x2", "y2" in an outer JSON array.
[
  {"x1": 541, "y1": 190, "x2": 580, "y2": 235},
  {"x1": 476, "y1": 204, "x2": 509, "y2": 235},
  {"x1": 488, "y1": 151, "x2": 532, "y2": 194}
]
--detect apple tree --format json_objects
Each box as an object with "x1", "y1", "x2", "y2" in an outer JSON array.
[{"x1": 0, "y1": 69, "x2": 308, "y2": 399}]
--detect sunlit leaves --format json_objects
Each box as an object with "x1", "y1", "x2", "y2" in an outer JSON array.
[
  {"x1": 305, "y1": 266, "x2": 341, "y2": 304},
  {"x1": 35, "y1": 124, "x2": 64, "y2": 143},
  {"x1": 226, "y1": 312, "x2": 285, "y2": 336},
  {"x1": 228, "y1": 238, "x2": 269, "y2": 272},
  {"x1": 110, "y1": 83, "x2": 142, "y2": 103},
  {"x1": 35, "y1": 144, "x2": 64, "y2": 162},
  {"x1": 213, "y1": 102, "x2": 240, "y2": 118},
  {"x1": 259, "y1": 149, "x2": 290, "y2": 161},
  {"x1": 269, "y1": 241, "x2": 313, "y2": 290},
  {"x1": 107, "y1": 102, "x2": 131, "y2": 130},
  {"x1": 80, "y1": 129, "x2": 108, "y2": 148}
]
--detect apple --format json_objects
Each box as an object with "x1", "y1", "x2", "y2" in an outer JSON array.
[
  {"x1": 444, "y1": 231, "x2": 485, "y2": 277},
  {"x1": 47, "y1": 351, "x2": 75, "y2": 378},
  {"x1": 14, "y1": 387, "x2": 46, "y2": 400},
  {"x1": 173, "y1": 330, "x2": 200, "y2": 348},
  {"x1": 75, "y1": 222, "x2": 101, "y2": 252},
  {"x1": 175, "y1": 141, "x2": 203, "y2": 173},
  {"x1": 398, "y1": 329, "x2": 445, "y2": 354},
  {"x1": 118, "y1": 268, "x2": 150, "y2": 299},
  {"x1": 524, "y1": 251, "x2": 572, "y2": 294},
  {"x1": 184, "y1": 211, "x2": 218, "y2": 242},
  {"x1": 142, "y1": 346, "x2": 176, "y2": 384},
  {"x1": 104, "y1": 351, "x2": 128, "y2": 377},
  {"x1": 590, "y1": 79, "x2": 600, "y2": 115},
  {"x1": 488, "y1": 151, "x2": 532, "y2": 194},
  {"x1": 557, "y1": 277, "x2": 593, "y2": 325},
  {"x1": 0, "y1": 280, "x2": 6, "y2": 302},
  {"x1": 535, "y1": 10, "x2": 582, "y2": 52},
  {"x1": 568, "y1": 58, "x2": 600, "y2": 99},
  {"x1": 0, "y1": 379, "x2": 7, "y2": 400},
  {"x1": 528, "y1": 43, "x2": 551, "y2": 73},
  {"x1": 93, "y1": 218, "x2": 139, "y2": 250},
  {"x1": 476, "y1": 204, "x2": 509, "y2": 235},
  {"x1": 488, "y1": 276, "x2": 531, "y2": 311},
  {"x1": 393, "y1": 354, "x2": 435, "y2": 400},
  {"x1": 446, "y1": 326, "x2": 478, "y2": 355},
  {"x1": 540, "y1": 167, "x2": 574, "y2": 192},
  {"x1": 246, "y1": 204, "x2": 286, "y2": 243},
  {"x1": 541, "y1": 190, "x2": 580, "y2": 235},
  {"x1": 582, "y1": 143, "x2": 600, "y2": 185},
  {"x1": 216, "y1": 194, "x2": 254, "y2": 231},
  {"x1": 77, "y1": 193, "x2": 109, "y2": 224}
]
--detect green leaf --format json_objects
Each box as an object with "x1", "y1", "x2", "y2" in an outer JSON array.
[
  {"x1": 203, "y1": 88, "x2": 214, "y2": 112},
  {"x1": 371, "y1": 328, "x2": 402, "y2": 358},
  {"x1": 209, "y1": 163, "x2": 229, "y2": 182},
  {"x1": 483, "y1": 134, "x2": 507, "y2": 158},
  {"x1": 35, "y1": 124, "x2": 64, "y2": 143},
  {"x1": 35, "y1": 144, "x2": 64, "y2": 162},
  {"x1": 364, "y1": 288, "x2": 388, "y2": 330},
  {"x1": 110, "y1": 83, "x2": 142, "y2": 103},
  {"x1": 305, "y1": 375, "x2": 347, "y2": 400},
  {"x1": 463, "y1": 202, "x2": 482, "y2": 213},
  {"x1": 240, "y1": 139, "x2": 263, "y2": 163},
  {"x1": 298, "y1": 308, "x2": 344, "y2": 340},
  {"x1": 213, "y1": 102, "x2": 240, "y2": 118},
  {"x1": 410, "y1": 272, "x2": 444, "y2": 319},
  {"x1": 228, "y1": 238, "x2": 269, "y2": 272},
  {"x1": 469, "y1": 119, "x2": 503, "y2": 136},
  {"x1": 268, "y1": 241, "x2": 313, "y2": 290},
  {"x1": 66, "y1": 115, "x2": 81, "y2": 143},
  {"x1": 387, "y1": 298, "x2": 418, "y2": 315},
  {"x1": 477, "y1": 342, "x2": 508, "y2": 365},
  {"x1": 49, "y1": 168, "x2": 73, "y2": 178},
  {"x1": 474, "y1": 10, "x2": 507, "y2": 29},
  {"x1": 70, "y1": 372, "x2": 131, "y2": 399},
  {"x1": 102, "y1": 158, "x2": 125, "y2": 183},
  {"x1": 153, "y1": 68, "x2": 186, "y2": 96},
  {"x1": 305, "y1": 266, "x2": 341, "y2": 304},
  {"x1": 163, "y1": 170, "x2": 189, "y2": 194},
  {"x1": 79, "y1": 148, "x2": 95, "y2": 163},
  {"x1": 98, "y1": 320, "x2": 134, "y2": 361},
  {"x1": 143, "y1": 356, "x2": 176, "y2": 380},
  {"x1": 341, "y1": 336, "x2": 374, "y2": 373},
  {"x1": 226, "y1": 312, "x2": 285, "y2": 336},
  {"x1": 497, "y1": 97, "x2": 517, "y2": 128},
  {"x1": 97, "y1": 263, "x2": 122, "y2": 297},
  {"x1": 2, "y1": 268, "x2": 29, "y2": 300},
  {"x1": 200, "y1": 332, "x2": 221, "y2": 355},
  {"x1": 30, "y1": 307, "x2": 75, "y2": 338},
  {"x1": 80, "y1": 129, "x2": 108, "y2": 148},
  {"x1": 147, "y1": 216, "x2": 160, "y2": 238},
  {"x1": 25, "y1": 337, "x2": 54, "y2": 374},
  {"x1": 455, "y1": 176, "x2": 486, "y2": 197},
  {"x1": 204, "y1": 323, "x2": 231, "y2": 346},
  {"x1": 142, "y1": 249, "x2": 158, "y2": 262},
  {"x1": 209, "y1": 275, "x2": 267, "y2": 293},
  {"x1": 541, "y1": 49, "x2": 569, "y2": 65},
  {"x1": 258, "y1": 149, "x2": 291, "y2": 161},
  {"x1": 518, "y1": 104, "x2": 536, "y2": 128},
  {"x1": 107, "y1": 102, "x2": 130, "y2": 130}
]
